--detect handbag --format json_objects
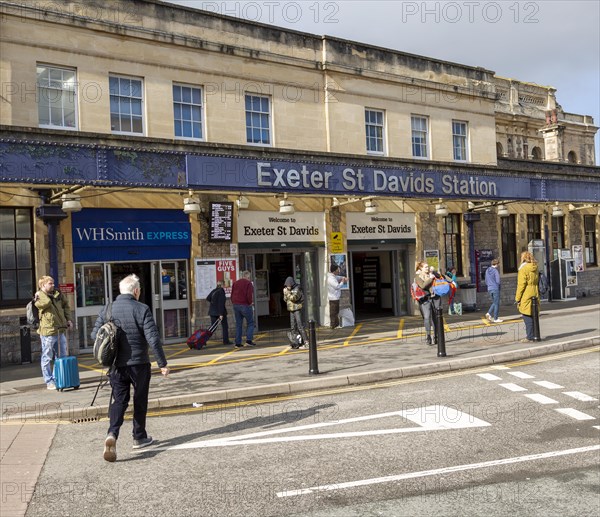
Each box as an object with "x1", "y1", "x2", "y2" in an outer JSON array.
[{"x1": 339, "y1": 307, "x2": 355, "y2": 327}]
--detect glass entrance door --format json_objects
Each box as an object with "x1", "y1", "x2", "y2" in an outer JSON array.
[
  {"x1": 156, "y1": 260, "x2": 189, "y2": 343},
  {"x1": 75, "y1": 263, "x2": 108, "y2": 349},
  {"x1": 293, "y1": 251, "x2": 319, "y2": 324}
]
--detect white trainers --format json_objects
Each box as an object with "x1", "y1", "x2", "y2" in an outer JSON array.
[
  {"x1": 47, "y1": 381, "x2": 56, "y2": 390},
  {"x1": 493, "y1": 318, "x2": 504, "y2": 323},
  {"x1": 103, "y1": 434, "x2": 117, "y2": 462},
  {"x1": 485, "y1": 313, "x2": 492, "y2": 321}
]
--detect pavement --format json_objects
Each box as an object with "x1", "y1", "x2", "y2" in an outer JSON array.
[
  {"x1": 1, "y1": 296, "x2": 599, "y2": 517},
  {"x1": 1, "y1": 296, "x2": 599, "y2": 423}
]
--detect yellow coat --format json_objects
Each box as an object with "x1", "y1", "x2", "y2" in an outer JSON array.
[{"x1": 515, "y1": 262, "x2": 540, "y2": 316}]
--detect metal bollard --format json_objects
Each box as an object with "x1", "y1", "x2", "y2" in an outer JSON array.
[
  {"x1": 531, "y1": 296, "x2": 541, "y2": 341},
  {"x1": 434, "y1": 305, "x2": 447, "y2": 357},
  {"x1": 308, "y1": 320, "x2": 320, "y2": 375},
  {"x1": 19, "y1": 316, "x2": 32, "y2": 364}
]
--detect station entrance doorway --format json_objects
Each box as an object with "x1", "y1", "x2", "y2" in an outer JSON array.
[
  {"x1": 348, "y1": 245, "x2": 411, "y2": 321},
  {"x1": 240, "y1": 247, "x2": 319, "y2": 331}
]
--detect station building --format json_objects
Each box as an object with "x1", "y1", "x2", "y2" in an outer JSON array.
[{"x1": 1, "y1": 0, "x2": 598, "y2": 364}]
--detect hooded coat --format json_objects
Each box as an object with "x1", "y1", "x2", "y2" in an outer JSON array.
[
  {"x1": 283, "y1": 277, "x2": 303, "y2": 312},
  {"x1": 515, "y1": 261, "x2": 540, "y2": 316}
]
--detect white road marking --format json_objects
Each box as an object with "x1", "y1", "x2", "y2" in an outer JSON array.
[
  {"x1": 499, "y1": 383, "x2": 528, "y2": 392},
  {"x1": 477, "y1": 373, "x2": 502, "y2": 381},
  {"x1": 554, "y1": 408, "x2": 596, "y2": 421},
  {"x1": 533, "y1": 381, "x2": 564, "y2": 389},
  {"x1": 562, "y1": 391, "x2": 598, "y2": 402},
  {"x1": 276, "y1": 445, "x2": 600, "y2": 497},
  {"x1": 593, "y1": 426, "x2": 600, "y2": 430},
  {"x1": 507, "y1": 371, "x2": 535, "y2": 379},
  {"x1": 524, "y1": 394, "x2": 558, "y2": 405},
  {"x1": 164, "y1": 405, "x2": 490, "y2": 450}
]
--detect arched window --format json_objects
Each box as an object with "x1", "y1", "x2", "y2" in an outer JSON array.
[
  {"x1": 496, "y1": 142, "x2": 504, "y2": 157},
  {"x1": 567, "y1": 151, "x2": 577, "y2": 163},
  {"x1": 531, "y1": 147, "x2": 542, "y2": 160}
]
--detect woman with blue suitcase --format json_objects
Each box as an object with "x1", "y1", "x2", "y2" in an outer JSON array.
[{"x1": 35, "y1": 276, "x2": 75, "y2": 390}]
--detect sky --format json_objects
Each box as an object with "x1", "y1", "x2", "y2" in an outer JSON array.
[{"x1": 165, "y1": 0, "x2": 600, "y2": 163}]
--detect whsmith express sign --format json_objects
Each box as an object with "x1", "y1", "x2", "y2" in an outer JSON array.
[{"x1": 186, "y1": 156, "x2": 532, "y2": 199}]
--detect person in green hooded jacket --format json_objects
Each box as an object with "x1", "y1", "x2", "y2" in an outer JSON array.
[
  {"x1": 515, "y1": 251, "x2": 540, "y2": 342},
  {"x1": 34, "y1": 275, "x2": 72, "y2": 389}
]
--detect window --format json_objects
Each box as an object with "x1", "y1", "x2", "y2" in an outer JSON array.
[
  {"x1": 411, "y1": 116, "x2": 429, "y2": 158},
  {"x1": 584, "y1": 215, "x2": 597, "y2": 266},
  {"x1": 531, "y1": 147, "x2": 542, "y2": 160},
  {"x1": 443, "y1": 214, "x2": 462, "y2": 275},
  {"x1": 0, "y1": 208, "x2": 35, "y2": 306},
  {"x1": 245, "y1": 94, "x2": 271, "y2": 145},
  {"x1": 501, "y1": 215, "x2": 517, "y2": 273},
  {"x1": 452, "y1": 120, "x2": 468, "y2": 161},
  {"x1": 551, "y1": 215, "x2": 565, "y2": 258},
  {"x1": 365, "y1": 109, "x2": 385, "y2": 154},
  {"x1": 109, "y1": 75, "x2": 143, "y2": 134},
  {"x1": 527, "y1": 214, "x2": 542, "y2": 243},
  {"x1": 37, "y1": 65, "x2": 77, "y2": 129},
  {"x1": 173, "y1": 84, "x2": 203, "y2": 139}
]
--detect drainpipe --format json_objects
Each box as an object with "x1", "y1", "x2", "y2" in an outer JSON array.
[
  {"x1": 35, "y1": 190, "x2": 67, "y2": 284},
  {"x1": 463, "y1": 212, "x2": 481, "y2": 285}
]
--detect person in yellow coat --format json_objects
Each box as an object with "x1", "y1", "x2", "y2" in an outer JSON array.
[{"x1": 515, "y1": 251, "x2": 540, "y2": 342}]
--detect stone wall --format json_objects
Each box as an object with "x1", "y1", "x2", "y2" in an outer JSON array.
[{"x1": 0, "y1": 315, "x2": 41, "y2": 366}]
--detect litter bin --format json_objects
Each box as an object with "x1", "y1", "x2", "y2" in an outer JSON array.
[
  {"x1": 458, "y1": 283, "x2": 477, "y2": 312},
  {"x1": 19, "y1": 316, "x2": 32, "y2": 364}
]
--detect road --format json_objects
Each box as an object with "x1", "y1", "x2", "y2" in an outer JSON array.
[{"x1": 23, "y1": 348, "x2": 599, "y2": 517}]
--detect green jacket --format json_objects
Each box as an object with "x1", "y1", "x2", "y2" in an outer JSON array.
[
  {"x1": 283, "y1": 284, "x2": 304, "y2": 312},
  {"x1": 515, "y1": 262, "x2": 540, "y2": 316},
  {"x1": 35, "y1": 290, "x2": 71, "y2": 336}
]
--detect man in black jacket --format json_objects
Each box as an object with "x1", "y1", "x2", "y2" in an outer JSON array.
[
  {"x1": 207, "y1": 280, "x2": 231, "y2": 345},
  {"x1": 91, "y1": 274, "x2": 169, "y2": 462}
]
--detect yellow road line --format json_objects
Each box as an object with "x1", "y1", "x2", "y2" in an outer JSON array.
[
  {"x1": 343, "y1": 323, "x2": 362, "y2": 346},
  {"x1": 166, "y1": 346, "x2": 193, "y2": 360},
  {"x1": 397, "y1": 319, "x2": 405, "y2": 339},
  {"x1": 206, "y1": 349, "x2": 238, "y2": 365}
]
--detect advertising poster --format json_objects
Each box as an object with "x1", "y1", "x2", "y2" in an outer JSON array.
[
  {"x1": 572, "y1": 245, "x2": 584, "y2": 272},
  {"x1": 330, "y1": 253, "x2": 349, "y2": 290},
  {"x1": 565, "y1": 259, "x2": 578, "y2": 286},
  {"x1": 424, "y1": 250, "x2": 439, "y2": 271},
  {"x1": 194, "y1": 258, "x2": 238, "y2": 299}
]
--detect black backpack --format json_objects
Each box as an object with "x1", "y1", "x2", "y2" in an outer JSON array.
[
  {"x1": 26, "y1": 299, "x2": 39, "y2": 329},
  {"x1": 93, "y1": 303, "x2": 122, "y2": 368}
]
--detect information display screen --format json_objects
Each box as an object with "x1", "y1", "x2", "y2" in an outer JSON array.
[{"x1": 209, "y1": 201, "x2": 233, "y2": 242}]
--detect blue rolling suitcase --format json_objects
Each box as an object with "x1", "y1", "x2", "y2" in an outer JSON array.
[{"x1": 53, "y1": 331, "x2": 80, "y2": 391}]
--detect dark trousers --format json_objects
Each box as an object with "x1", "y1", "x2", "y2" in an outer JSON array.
[
  {"x1": 108, "y1": 363, "x2": 151, "y2": 441},
  {"x1": 329, "y1": 300, "x2": 340, "y2": 328},
  {"x1": 522, "y1": 314, "x2": 534, "y2": 340},
  {"x1": 289, "y1": 310, "x2": 308, "y2": 344},
  {"x1": 210, "y1": 314, "x2": 230, "y2": 343},
  {"x1": 419, "y1": 297, "x2": 442, "y2": 336}
]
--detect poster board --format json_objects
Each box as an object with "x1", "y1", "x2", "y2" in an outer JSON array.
[
  {"x1": 194, "y1": 258, "x2": 237, "y2": 299},
  {"x1": 330, "y1": 253, "x2": 349, "y2": 290},
  {"x1": 572, "y1": 245, "x2": 584, "y2": 272},
  {"x1": 424, "y1": 250, "x2": 439, "y2": 271}
]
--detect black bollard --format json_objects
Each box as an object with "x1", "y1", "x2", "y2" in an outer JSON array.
[
  {"x1": 19, "y1": 316, "x2": 32, "y2": 364},
  {"x1": 531, "y1": 296, "x2": 541, "y2": 341},
  {"x1": 308, "y1": 320, "x2": 320, "y2": 375},
  {"x1": 434, "y1": 305, "x2": 447, "y2": 357}
]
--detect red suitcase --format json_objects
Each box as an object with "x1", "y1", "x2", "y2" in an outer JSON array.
[{"x1": 187, "y1": 319, "x2": 220, "y2": 350}]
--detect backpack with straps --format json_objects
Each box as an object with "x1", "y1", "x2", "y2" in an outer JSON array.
[
  {"x1": 26, "y1": 299, "x2": 40, "y2": 329},
  {"x1": 410, "y1": 282, "x2": 428, "y2": 302},
  {"x1": 93, "y1": 303, "x2": 122, "y2": 368},
  {"x1": 432, "y1": 277, "x2": 451, "y2": 296}
]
